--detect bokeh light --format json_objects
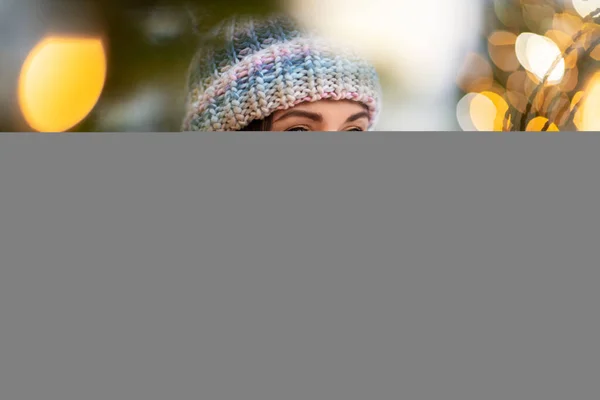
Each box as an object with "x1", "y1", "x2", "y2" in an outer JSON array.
[
  {"x1": 571, "y1": 0, "x2": 600, "y2": 19},
  {"x1": 480, "y1": 91, "x2": 509, "y2": 131},
  {"x1": 457, "y1": 0, "x2": 600, "y2": 131},
  {"x1": 515, "y1": 33, "x2": 565, "y2": 84},
  {"x1": 506, "y1": 70, "x2": 531, "y2": 113},
  {"x1": 526, "y1": 116, "x2": 559, "y2": 131},
  {"x1": 552, "y1": 12, "x2": 583, "y2": 37},
  {"x1": 18, "y1": 36, "x2": 107, "y2": 132},
  {"x1": 457, "y1": 93, "x2": 497, "y2": 131},
  {"x1": 521, "y1": 1, "x2": 556, "y2": 33},
  {"x1": 558, "y1": 65, "x2": 579, "y2": 92},
  {"x1": 488, "y1": 31, "x2": 520, "y2": 72},
  {"x1": 545, "y1": 29, "x2": 578, "y2": 68},
  {"x1": 579, "y1": 71, "x2": 600, "y2": 130}
]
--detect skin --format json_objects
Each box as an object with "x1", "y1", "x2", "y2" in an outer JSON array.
[{"x1": 269, "y1": 100, "x2": 370, "y2": 131}]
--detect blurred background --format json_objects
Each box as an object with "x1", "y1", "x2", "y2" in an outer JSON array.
[{"x1": 1, "y1": 0, "x2": 600, "y2": 132}]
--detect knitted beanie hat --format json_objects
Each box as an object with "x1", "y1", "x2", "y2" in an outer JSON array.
[{"x1": 182, "y1": 14, "x2": 382, "y2": 131}]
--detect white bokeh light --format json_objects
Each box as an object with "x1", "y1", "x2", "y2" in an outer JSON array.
[
  {"x1": 571, "y1": 0, "x2": 600, "y2": 18},
  {"x1": 515, "y1": 33, "x2": 565, "y2": 84}
]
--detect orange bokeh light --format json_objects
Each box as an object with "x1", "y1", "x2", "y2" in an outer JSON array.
[{"x1": 18, "y1": 36, "x2": 107, "y2": 132}]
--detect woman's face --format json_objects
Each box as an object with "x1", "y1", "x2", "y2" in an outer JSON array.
[{"x1": 270, "y1": 100, "x2": 370, "y2": 131}]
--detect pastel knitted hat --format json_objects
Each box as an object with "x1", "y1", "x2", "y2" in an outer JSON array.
[{"x1": 182, "y1": 14, "x2": 382, "y2": 131}]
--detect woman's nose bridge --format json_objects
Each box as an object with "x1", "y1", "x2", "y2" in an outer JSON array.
[{"x1": 321, "y1": 120, "x2": 342, "y2": 131}]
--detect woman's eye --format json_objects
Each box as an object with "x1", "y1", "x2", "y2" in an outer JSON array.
[
  {"x1": 346, "y1": 127, "x2": 364, "y2": 132},
  {"x1": 286, "y1": 126, "x2": 309, "y2": 131}
]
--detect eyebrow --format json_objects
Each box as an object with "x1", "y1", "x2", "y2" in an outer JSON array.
[
  {"x1": 345, "y1": 111, "x2": 369, "y2": 123},
  {"x1": 273, "y1": 110, "x2": 323, "y2": 123},
  {"x1": 273, "y1": 109, "x2": 370, "y2": 124}
]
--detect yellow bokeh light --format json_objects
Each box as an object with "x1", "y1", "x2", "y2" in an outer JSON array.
[
  {"x1": 526, "y1": 117, "x2": 559, "y2": 132},
  {"x1": 579, "y1": 72, "x2": 600, "y2": 131},
  {"x1": 469, "y1": 94, "x2": 497, "y2": 131},
  {"x1": 18, "y1": 36, "x2": 107, "y2": 132},
  {"x1": 515, "y1": 33, "x2": 565, "y2": 84},
  {"x1": 480, "y1": 91, "x2": 509, "y2": 131}
]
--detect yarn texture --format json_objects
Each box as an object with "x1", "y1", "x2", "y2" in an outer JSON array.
[{"x1": 182, "y1": 14, "x2": 382, "y2": 131}]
